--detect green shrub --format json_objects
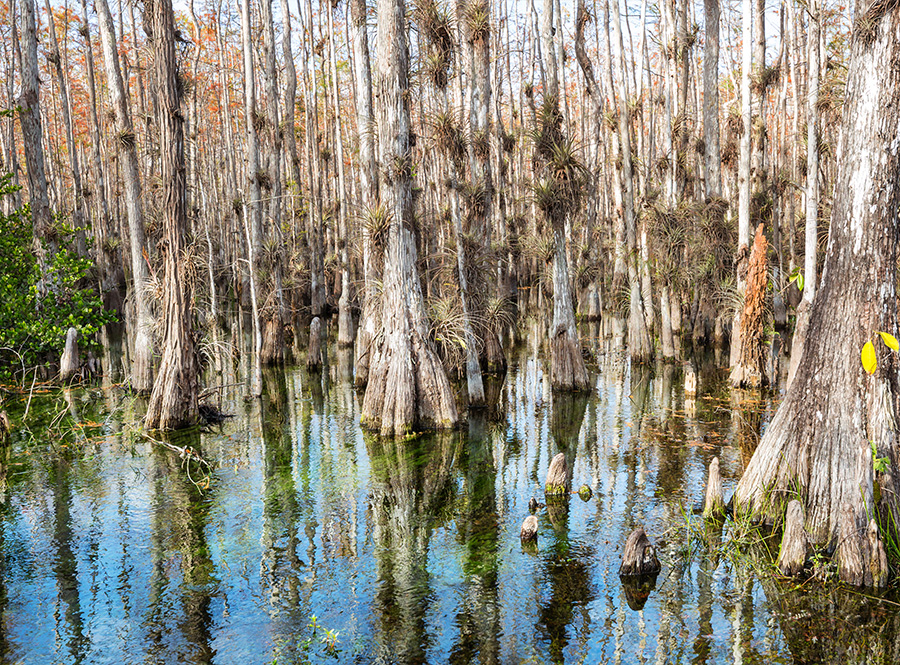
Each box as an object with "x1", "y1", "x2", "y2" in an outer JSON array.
[{"x1": 0, "y1": 175, "x2": 116, "y2": 377}]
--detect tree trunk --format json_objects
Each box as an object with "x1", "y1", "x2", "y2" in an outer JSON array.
[
  {"x1": 144, "y1": 0, "x2": 199, "y2": 430},
  {"x1": 361, "y1": 0, "x2": 458, "y2": 436},
  {"x1": 730, "y1": 223, "x2": 768, "y2": 387},
  {"x1": 259, "y1": 0, "x2": 285, "y2": 365},
  {"x1": 610, "y1": 0, "x2": 650, "y2": 361},
  {"x1": 96, "y1": 0, "x2": 155, "y2": 393},
  {"x1": 42, "y1": 0, "x2": 87, "y2": 257},
  {"x1": 703, "y1": 0, "x2": 722, "y2": 198},
  {"x1": 735, "y1": 7, "x2": 900, "y2": 582},
  {"x1": 17, "y1": 0, "x2": 55, "y2": 299},
  {"x1": 731, "y1": 0, "x2": 753, "y2": 368},
  {"x1": 790, "y1": 0, "x2": 821, "y2": 380},
  {"x1": 351, "y1": 0, "x2": 379, "y2": 386},
  {"x1": 240, "y1": 0, "x2": 263, "y2": 394}
]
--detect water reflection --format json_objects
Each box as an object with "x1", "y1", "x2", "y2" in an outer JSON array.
[
  {"x1": 2, "y1": 325, "x2": 900, "y2": 663},
  {"x1": 368, "y1": 431, "x2": 456, "y2": 663}
]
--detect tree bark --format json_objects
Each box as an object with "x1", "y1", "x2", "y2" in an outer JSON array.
[
  {"x1": 96, "y1": 0, "x2": 155, "y2": 393},
  {"x1": 731, "y1": 0, "x2": 753, "y2": 369},
  {"x1": 351, "y1": 0, "x2": 379, "y2": 386},
  {"x1": 17, "y1": 0, "x2": 55, "y2": 299},
  {"x1": 735, "y1": 6, "x2": 900, "y2": 580},
  {"x1": 703, "y1": 0, "x2": 722, "y2": 198},
  {"x1": 361, "y1": 0, "x2": 458, "y2": 435},
  {"x1": 144, "y1": 0, "x2": 199, "y2": 430},
  {"x1": 239, "y1": 0, "x2": 264, "y2": 393}
]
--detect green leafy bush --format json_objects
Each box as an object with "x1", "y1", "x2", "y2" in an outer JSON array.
[{"x1": 0, "y1": 175, "x2": 116, "y2": 377}]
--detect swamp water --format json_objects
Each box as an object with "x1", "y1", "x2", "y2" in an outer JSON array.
[{"x1": 2, "y1": 324, "x2": 900, "y2": 664}]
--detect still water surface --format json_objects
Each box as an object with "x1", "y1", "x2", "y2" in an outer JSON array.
[{"x1": 2, "y1": 325, "x2": 899, "y2": 664}]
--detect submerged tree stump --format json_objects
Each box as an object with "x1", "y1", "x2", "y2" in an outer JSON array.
[
  {"x1": 703, "y1": 457, "x2": 725, "y2": 519},
  {"x1": 618, "y1": 528, "x2": 661, "y2": 577},
  {"x1": 60, "y1": 327, "x2": 79, "y2": 383},
  {"x1": 307, "y1": 317, "x2": 323, "y2": 371},
  {"x1": 545, "y1": 452, "x2": 569, "y2": 496},
  {"x1": 777, "y1": 500, "x2": 808, "y2": 576},
  {"x1": 520, "y1": 515, "x2": 539, "y2": 541}
]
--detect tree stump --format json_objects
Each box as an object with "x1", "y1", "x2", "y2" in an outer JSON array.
[
  {"x1": 520, "y1": 515, "x2": 538, "y2": 541},
  {"x1": 683, "y1": 361, "x2": 697, "y2": 397},
  {"x1": 0, "y1": 411, "x2": 10, "y2": 443},
  {"x1": 867, "y1": 519, "x2": 889, "y2": 589},
  {"x1": 545, "y1": 452, "x2": 569, "y2": 496},
  {"x1": 703, "y1": 457, "x2": 725, "y2": 519},
  {"x1": 60, "y1": 327, "x2": 79, "y2": 383},
  {"x1": 776, "y1": 500, "x2": 808, "y2": 576},
  {"x1": 307, "y1": 317, "x2": 323, "y2": 371},
  {"x1": 618, "y1": 527, "x2": 661, "y2": 576}
]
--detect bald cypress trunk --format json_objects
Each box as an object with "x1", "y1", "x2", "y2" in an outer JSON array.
[
  {"x1": 17, "y1": 0, "x2": 55, "y2": 300},
  {"x1": 96, "y1": 0, "x2": 155, "y2": 393},
  {"x1": 361, "y1": 0, "x2": 458, "y2": 435},
  {"x1": 144, "y1": 0, "x2": 198, "y2": 429},
  {"x1": 703, "y1": 0, "x2": 722, "y2": 198},
  {"x1": 735, "y1": 3, "x2": 900, "y2": 585},
  {"x1": 42, "y1": 0, "x2": 87, "y2": 258},
  {"x1": 351, "y1": 0, "x2": 379, "y2": 388}
]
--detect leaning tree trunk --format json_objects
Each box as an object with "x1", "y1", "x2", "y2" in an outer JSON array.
[
  {"x1": 734, "y1": 3, "x2": 900, "y2": 586},
  {"x1": 144, "y1": 0, "x2": 198, "y2": 430},
  {"x1": 96, "y1": 0, "x2": 155, "y2": 393},
  {"x1": 361, "y1": 0, "x2": 458, "y2": 436}
]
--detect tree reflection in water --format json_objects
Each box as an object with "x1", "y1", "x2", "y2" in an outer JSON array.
[
  {"x1": 145, "y1": 430, "x2": 217, "y2": 664},
  {"x1": 367, "y1": 430, "x2": 457, "y2": 664}
]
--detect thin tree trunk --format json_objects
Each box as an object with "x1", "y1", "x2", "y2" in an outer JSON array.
[
  {"x1": 351, "y1": 0, "x2": 379, "y2": 387},
  {"x1": 43, "y1": 0, "x2": 87, "y2": 257},
  {"x1": 732, "y1": 0, "x2": 753, "y2": 367},
  {"x1": 240, "y1": 0, "x2": 263, "y2": 393},
  {"x1": 703, "y1": 0, "x2": 722, "y2": 197},
  {"x1": 96, "y1": 0, "x2": 155, "y2": 393},
  {"x1": 611, "y1": 0, "x2": 651, "y2": 361},
  {"x1": 17, "y1": 0, "x2": 55, "y2": 299}
]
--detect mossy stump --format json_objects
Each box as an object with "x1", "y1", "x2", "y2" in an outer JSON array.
[{"x1": 545, "y1": 452, "x2": 569, "y2": 497}]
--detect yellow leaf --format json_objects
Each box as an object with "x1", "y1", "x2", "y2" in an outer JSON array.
[
  {"x1": 878, "y1": 331, "x2": 900, "y2": 351},
  {"x1": 862, "y1": 341, "x2": 878, "y2": 374}
]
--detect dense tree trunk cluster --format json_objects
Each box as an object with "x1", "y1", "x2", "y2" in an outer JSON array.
[{"x1": 0, "y1": 0, "x2": 889, "y2": 476}]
